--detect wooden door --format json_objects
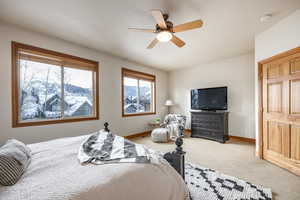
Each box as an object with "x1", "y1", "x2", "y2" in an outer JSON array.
[{"x1": 261, "y1": 50, "x2": 300, "y2": 176}]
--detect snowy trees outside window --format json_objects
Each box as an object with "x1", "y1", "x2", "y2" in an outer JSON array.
[
  {"x1": 122, "y1": 68, "x2": 155, "y2": 116},
  {"x1": 12, "y1": 42, "x2": 99, "y2": 127}
]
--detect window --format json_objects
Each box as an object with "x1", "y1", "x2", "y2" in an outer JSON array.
[
  {"x1": 12, "y1": 42, "x2": 99, "y2": 127},
  {"x1": 122, "y1": 68, "x2": 156, "y2": 117}
]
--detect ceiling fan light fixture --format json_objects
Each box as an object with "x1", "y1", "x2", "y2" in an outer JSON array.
[{"x1": 156, "y1": 31, "x2": 173, "y2": 42}]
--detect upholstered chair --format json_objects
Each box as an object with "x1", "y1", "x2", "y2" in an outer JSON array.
[{"x1": 151, "y1": 114, "x2": 187, "y2": 142}]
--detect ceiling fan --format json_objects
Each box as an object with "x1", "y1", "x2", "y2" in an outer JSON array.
[{"x1": 129, "y1": 9, "x2": 203, "y2": 49}]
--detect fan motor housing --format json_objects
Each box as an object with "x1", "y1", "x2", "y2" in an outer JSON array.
[{"x1": 156, "y1": 21, "x2": 174, "y2": 32}]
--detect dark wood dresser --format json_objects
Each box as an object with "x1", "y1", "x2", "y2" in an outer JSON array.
[{"x1": 191, "y1": 111, "x2": 229, "y2": 143}]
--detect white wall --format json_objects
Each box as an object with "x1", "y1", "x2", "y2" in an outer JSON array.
[
  {"x1": 0, "y1": 22, "x2": 168, "y2": 145},
  {"x1": 254, "y1": 9, "x2": 300, "y2": 151},
  {"x1": 169, "y1": 53, "x2": 255, "y2": 139}
]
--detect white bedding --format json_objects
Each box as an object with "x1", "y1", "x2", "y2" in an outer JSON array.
[{"x1": 0, "y1": 135, "x2": 188, "y2": 200}]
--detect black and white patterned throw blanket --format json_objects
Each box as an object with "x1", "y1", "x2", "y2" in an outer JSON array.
[{"x1": 78, "y1": 129, "x2": 151, "y2": 164}]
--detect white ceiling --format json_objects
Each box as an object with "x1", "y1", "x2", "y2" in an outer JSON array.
[{"x1": 0, "y1": 0, "x2": 299, "y2": 71}]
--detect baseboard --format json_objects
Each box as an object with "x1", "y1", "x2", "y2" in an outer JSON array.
[
  {"x1": 125, "y1": 131, "x2": 151, "y2": 139},
  {"x1": 185, "y1": 129, "x2": 192, "y2": 134},
  {"x1": 126, "y1": 130, "x2": 255, "y2": 144},
  {"x1": 185, "y1": 129, "x2": 255, "y2": 144},
  {"x1": 127, "y1": 129, "x2": 191, "y2": 139},
  {"x1": 255, "y1": 151, "x2": 261, "y2": 158},
  {"x1": 228, "y1": 136, "x2": 255, "y2": 144},
  {"x1": 127, "y1": 129, "x2": 192, "y2": 139}
]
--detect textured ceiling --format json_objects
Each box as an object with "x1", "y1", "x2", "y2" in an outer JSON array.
[{"x1": 0, "y1": 0, "x2": 299, "y2": 71}]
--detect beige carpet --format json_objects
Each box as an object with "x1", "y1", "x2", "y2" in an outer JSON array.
[{"x1": 131, "y1": 135, "x2": 300, "y2": 200}]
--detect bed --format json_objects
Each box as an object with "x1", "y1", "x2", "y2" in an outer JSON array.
[{"x1": 0, "y1": 123, "x2": 188, "y2": 200}]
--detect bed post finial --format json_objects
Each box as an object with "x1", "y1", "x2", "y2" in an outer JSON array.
[
  {"x1": 104, "y1": 122, "x2": 110, "y2": 132},
  {"x1": 175, "y1": 137, "x2": 183, "y2": 153}
]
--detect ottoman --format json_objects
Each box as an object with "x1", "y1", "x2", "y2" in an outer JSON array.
[{"x1": 151, "y1": 128, "x2": 169, "y2": 143}]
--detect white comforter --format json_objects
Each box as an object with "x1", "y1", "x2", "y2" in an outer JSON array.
[{"x1": 0, "y1": 135, "x2": 188, "y2": 200}]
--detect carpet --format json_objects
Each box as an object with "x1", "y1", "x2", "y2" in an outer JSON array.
[{"x1": 185, "y1": 162, "x2": 272, "y2": 200}]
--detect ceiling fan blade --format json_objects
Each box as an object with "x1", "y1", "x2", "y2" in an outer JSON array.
[
  {"x1": 151, "y1": 9, "x2": 167, "y2": 29},
  {"x1": 128, "y1": 28, "x2": 156, "y2": 33},
  {"x1": 172, "y1": 20, "x2": 203, "y2": 33},
  {"x1": 171, "y1": 35, "x2": 185, "y2": 48},
  {"x1": 147, "y1": 38, "x2": 159, "y2": 49}
]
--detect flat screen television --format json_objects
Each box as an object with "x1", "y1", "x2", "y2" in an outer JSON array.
[{"x1": 191, "y1": 86, "x2": 227, "y2": 111}]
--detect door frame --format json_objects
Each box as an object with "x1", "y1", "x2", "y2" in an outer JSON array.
[{"x1": 258, "y1": 46, "x2": 300, "y2": 159}]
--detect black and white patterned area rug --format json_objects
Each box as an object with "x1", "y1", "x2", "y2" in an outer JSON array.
[{"x1": 185, "y1": 163, "x2": 272, "y2": 200}]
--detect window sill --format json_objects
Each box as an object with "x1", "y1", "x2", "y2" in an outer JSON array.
[
  {"x1": 122, "y1": 112, "x2": 156, "y2": 117},
  {"x1": 12, "y1": 116, "x2": 99, "y2": 128}
]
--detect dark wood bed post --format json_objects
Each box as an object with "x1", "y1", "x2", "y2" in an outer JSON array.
[
  {"x1": 164, "y1": 137, "x2": 186, "y2": 180},
  {"x1": 104, "y1": 122, "x2": 110, "y2": 132},
  {"x1": 103, "y1": 123, "x2": 185, "y2": 180}
]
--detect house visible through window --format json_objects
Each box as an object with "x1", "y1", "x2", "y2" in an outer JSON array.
[
  {"x1": 12, "y1": 42, "x2": 99, "y2": 127},
  {"x1": 122, "y1": 68, "x2": 156, "y2": 116}
]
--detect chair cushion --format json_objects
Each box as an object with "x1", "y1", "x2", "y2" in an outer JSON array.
[
  {"x1": 163, "y1": 114, "x2": 187, "y2": 137},
  {"x1": 0, "y1": 139, "x2": 31, "y2": 186},
  {"x1": 151, "y1": 128, "x2": 169, "y2": 143}
]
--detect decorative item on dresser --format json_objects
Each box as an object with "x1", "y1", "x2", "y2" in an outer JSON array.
[{"x1": 191, "y1": 111, "x2": 229, "y2": 143}]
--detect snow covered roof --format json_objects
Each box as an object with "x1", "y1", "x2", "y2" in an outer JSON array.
[
  {"x1": 25, "y1": 92, "x2": 93, "y2": 117},
  {"x1": 38, "y1": 93, "x2": 59, "y2": 105},
  {"x1": 124, "y1": 103, "x2": 145, "y2": 112},
  {"x1": 64, "y1": 95, "x2": 92, "y2": 106},
  {"x1": 39, "y1": 93, "x2": 92, "y2": 106},
  {"x1": 65, "y1": 100, "x2": 92, "y2": 116},
  {"x1": 145, "y1": 91, "x2": 151, "y2": 97}
]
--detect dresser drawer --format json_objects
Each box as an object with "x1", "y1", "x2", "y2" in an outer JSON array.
[
  {"x1": 191, "y1": 121, "x2": 223, "y2": 130},
  {"x1": 191, "y1": 111, "x2": 229, "y2": 143},
  {"x1": 191, "y1": 128, "x2": 223, "y2": 137}
]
